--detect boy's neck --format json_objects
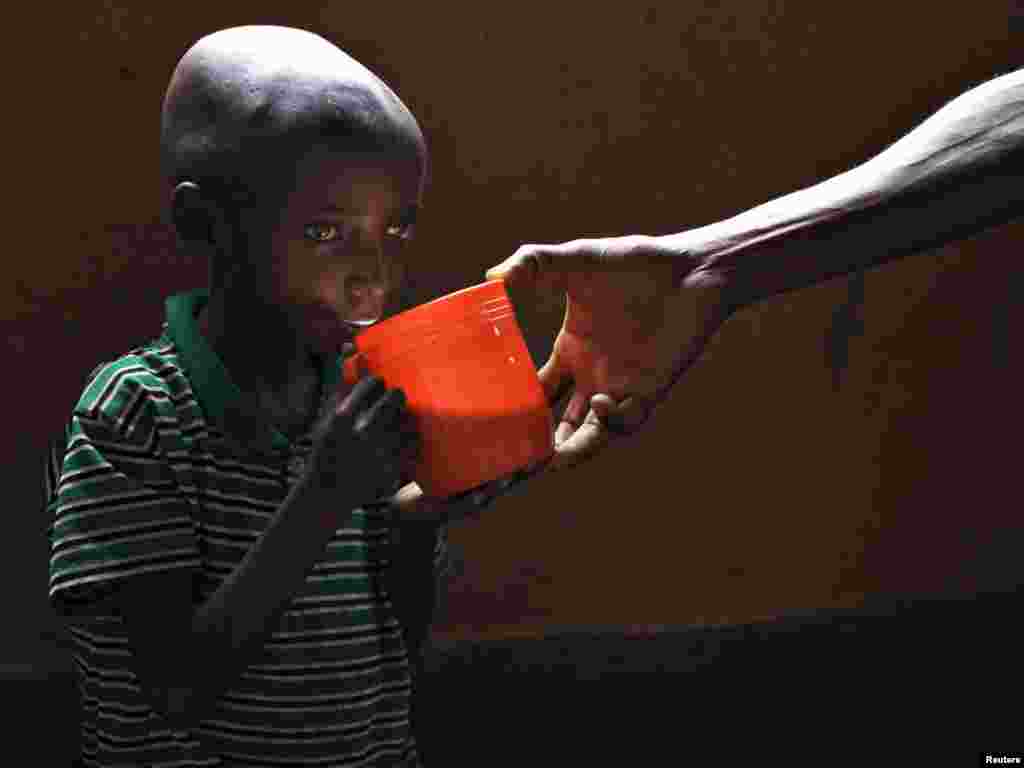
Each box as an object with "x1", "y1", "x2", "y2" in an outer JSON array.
[{"x1": 197, "y1": 291, "x2": 323, "y2": 431}]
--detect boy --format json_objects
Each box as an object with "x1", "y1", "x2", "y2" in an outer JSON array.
[{"x1": 45, "y1": 25, "x2": 535, "y2": 767}]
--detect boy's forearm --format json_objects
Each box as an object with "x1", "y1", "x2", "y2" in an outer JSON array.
[
  {"x1": 680, "y1": 68, "x2": 1024, "y2": 309},
  {"x1": 163, "y1": 472, "x2": 360, "y2": 728}
]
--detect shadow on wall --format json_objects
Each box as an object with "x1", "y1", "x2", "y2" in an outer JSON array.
[{"x1": 3, "y1": 221, "x2": 207, "y2": 666}]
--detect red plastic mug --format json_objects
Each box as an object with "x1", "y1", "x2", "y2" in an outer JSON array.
[{"x1": 342, "y1": 278, "x2": 554, "y2": 498}]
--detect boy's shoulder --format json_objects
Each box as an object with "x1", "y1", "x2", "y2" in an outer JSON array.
[{"x1": 73, "y1": 328, "x2": 188, "y2": 441}]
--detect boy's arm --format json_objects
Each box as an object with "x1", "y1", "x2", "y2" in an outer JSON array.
[
  {"x1": 49, "y1": 405, "x2": 363, "y2": 732},
  {"x1": 49, "y1": 373, "x2": 412, "y2": 733},
  {"x1": 115, "y1": 470, "x2": 364, "y2": 731}
]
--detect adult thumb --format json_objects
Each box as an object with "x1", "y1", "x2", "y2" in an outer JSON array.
[
  {"x1": 486, "y1": 243, "x2": 574, "y2": 294},
  {"x1": 537, "y1": 350, "x2": 573, "y2": 406}
]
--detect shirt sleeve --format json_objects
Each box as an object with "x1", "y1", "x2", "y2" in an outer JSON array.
[{"x1": 45, "y1": 365, "x2": 201, "y2": 618}]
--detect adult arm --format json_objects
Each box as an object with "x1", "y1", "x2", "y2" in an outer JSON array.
[
  {"x1": 682, "y1": 66, "x2": 1024, "y2": 307},
  {"x1": 487, "y1": 68, "x2": 1024, "y2": 467}
]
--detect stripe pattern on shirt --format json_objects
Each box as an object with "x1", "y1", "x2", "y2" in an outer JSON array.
[{"x1": 45, "y1": 330, "x2": 432, "y2": 767}]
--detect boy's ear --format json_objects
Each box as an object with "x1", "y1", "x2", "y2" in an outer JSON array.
[{"x1": 170, "y1": 181, "x2": 225, "y2": 247}]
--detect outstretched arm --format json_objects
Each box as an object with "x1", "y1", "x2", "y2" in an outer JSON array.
[
  {"x1": 487, "y1": 68, "x2": 1024, "y2": 469},
  {"x1": 683, "y1": 67, "x2": 1024, "y2": 308}
]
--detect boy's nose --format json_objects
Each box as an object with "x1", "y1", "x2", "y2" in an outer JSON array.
[{"x1": 333, "y1": 236, "x2": 399, "y2": 323}]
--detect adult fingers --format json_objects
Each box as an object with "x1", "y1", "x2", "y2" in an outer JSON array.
[
  {"x1": 537, "y1": 348, "x2": 574, "y2": 407},
  {"x1": 337, "y1": 375, "x2": 387, "y2": 419},
  {"x1": 486, "y1": 243, "x2": 575, "y2": 294},
  {"x1": 602, "y1": 395, "x2": 653, "y2": 435},
  {"x1": 353, "y1": 386, "x2": 408, "y2": 436},
  {"x1": 555, "y1": 389, "x2": 592, "y2": 447},
  {"x1": 548, "y1": 405, "x2": 612, "y2": 472}
]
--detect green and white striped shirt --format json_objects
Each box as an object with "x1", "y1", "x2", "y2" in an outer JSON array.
[{"x1": 46, "y1": 288, "x2": 446, "y2": 767}]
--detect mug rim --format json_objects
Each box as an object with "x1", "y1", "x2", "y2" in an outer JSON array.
[{"x1": 355, "y1": 278, "x2": 509, "y2": 354}]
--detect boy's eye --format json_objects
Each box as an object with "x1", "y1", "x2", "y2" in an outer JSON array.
[{"x1": 304, "y1": 222, "x2": 342, "y2": 242}]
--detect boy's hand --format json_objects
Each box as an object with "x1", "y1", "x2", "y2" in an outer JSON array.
[
  {"x1": 309, "y1": 374, "x2": 419, "y2": 504},
  {"x1": 381, "y1": 459, "x2": 548, "y2": 524}
]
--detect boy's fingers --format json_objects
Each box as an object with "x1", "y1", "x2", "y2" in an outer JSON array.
[
  {"x1": 338, "y1": 375, "x2": 386, "y2": 417},
  {"x1": 355, "y1": 386, "x2": 406, "y2": 433},
  {"x1": 339, "y1": 343, "x2": 364, "y2": 393}
]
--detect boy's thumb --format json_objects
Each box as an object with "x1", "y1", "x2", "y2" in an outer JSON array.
[{"x1": 337, "y1": 343, "x2": 361, "y2": 404}]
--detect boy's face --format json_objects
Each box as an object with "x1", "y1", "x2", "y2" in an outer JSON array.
[{"x1": 255, "y1": 145, "x2": 425, "y2": 354}]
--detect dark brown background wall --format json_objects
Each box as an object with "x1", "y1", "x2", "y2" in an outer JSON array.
[{"x1": 4, "y1": 2, "x2": 1021, "y2": 655}]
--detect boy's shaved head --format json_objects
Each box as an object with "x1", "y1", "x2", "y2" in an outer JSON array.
[{"x1": 161, "y1": 25, "x2": 426, "y2": 211}]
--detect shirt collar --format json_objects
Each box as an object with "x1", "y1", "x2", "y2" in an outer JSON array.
[{"x1": 164, "y1": 288, "x2": 342, "y2": 452}]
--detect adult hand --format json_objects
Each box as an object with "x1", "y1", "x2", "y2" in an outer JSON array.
[{"x1": 486, "y1": 234, "x2": 733, "y2": 471}]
